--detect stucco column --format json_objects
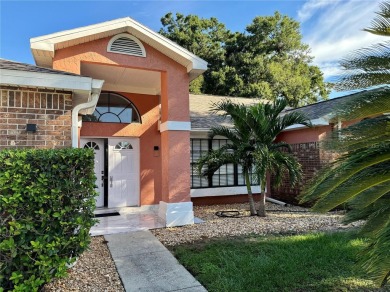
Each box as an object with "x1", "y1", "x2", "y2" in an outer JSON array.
[{"x1": 158, "y1": 71, "x2": 194, "y2": 227}]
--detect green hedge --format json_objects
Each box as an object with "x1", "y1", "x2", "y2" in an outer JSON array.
[{"x1": 0, "y1": 148, "x2": 97, "y2": 291}]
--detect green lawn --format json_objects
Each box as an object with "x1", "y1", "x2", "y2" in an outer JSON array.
[{"x1": 172, "y1": 232, "x2": 389, "y2": 292}]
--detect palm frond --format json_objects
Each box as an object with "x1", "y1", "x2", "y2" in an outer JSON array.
[
  {"x1": 361, "y1": 221, "x2": 390, "y2": 286},
  {"x1": 274, "y1": 111, "x2": 312, "y2": 135},
  {"x1": 311, "y1": 162, "x2": 390, "y2": 212},
  {"x1": 365, "y1": 2, "x2": 390, "y2": 36},
  {"x1": 348, "y1": 183, "x2": 390, "y2": 209},
  {"x1": 339, "y1": 42, "x2": 390, "y2": 71},
  {"x1": 209, "y1": 126, "x2": 240, "y2": 143},
  {"x1": 196, "y1": 148, "x2": 237, "y2": 177},
  {"x1": 301, "y1": 143, "x2": 390, "y2": 203},
  {"x1": 322, "y1": 117, "x2": 390, "y2": 152},
  {"x1": 336, "y1": 73, "x2": 390, "y2": 91}
]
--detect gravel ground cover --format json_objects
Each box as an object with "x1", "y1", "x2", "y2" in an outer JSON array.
[
  {"x1": 42, "y1": 236, "x2": 124, "y2": 292},
  {"x1": 151, "y1": 202, "x2": 363, "y2": 246},
  {"x1": 42, "y1": 202, "x2": 361, "y2": 291}
]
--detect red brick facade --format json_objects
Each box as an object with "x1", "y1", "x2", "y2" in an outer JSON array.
[
  {"x1": 0, "y1": 86, "x2": 73, "y2": 149},
  {"x1": 270, "y1": 141, "x2": 336, "y2": 205}
]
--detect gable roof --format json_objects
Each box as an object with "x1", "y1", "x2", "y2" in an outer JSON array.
[
  {"x1": 190, "y1": 88, "x2": 389, "y2": 131},
  {"x1": 30, "y1": 17, "x2": 208, "y2": 80},
  {"x1": 190, "y1": 94, "x2": 263, "y2": 130},
  {"x1": 283, "y1": 87, "x2": 389, "y2": 122}
]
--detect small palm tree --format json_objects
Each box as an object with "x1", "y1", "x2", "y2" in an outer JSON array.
[
  {"x1": 197, "y1": 101, "x2": 259, "y2": 215},
  {"x1": 249, "y1": 99, "x2": 311, "y2": 216},
  {"x1": 198, "y1": 98, "x2": 310, "y2": 216},
  {"x1": 301, "y1": 1, "x2": 390, "y2": 287}
]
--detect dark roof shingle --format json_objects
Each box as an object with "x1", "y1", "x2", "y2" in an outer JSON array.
[
  {"x1": 0, "y1": 58, "x2": 83, "y2": 77},
  {"x1": 283, "y1": 87, "x2": 389, "y2": 121}
]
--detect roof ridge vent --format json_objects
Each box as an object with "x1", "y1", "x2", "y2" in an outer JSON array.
[{"x1": 107, "y1": 33, "x2": 146, "y2": 57}]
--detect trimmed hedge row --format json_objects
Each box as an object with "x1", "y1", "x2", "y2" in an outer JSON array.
[{"x1": 0, "y1": 148, "x2": 97, "y2": 291}]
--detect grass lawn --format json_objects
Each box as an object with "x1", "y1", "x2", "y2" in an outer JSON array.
[{"x1": 172, "y1": 231, "x2": 389, "y2": 292}]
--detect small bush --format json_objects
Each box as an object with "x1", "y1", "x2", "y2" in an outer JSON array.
[{"x1": 0, "y1": 148, "x2": 97, "y2": 291}]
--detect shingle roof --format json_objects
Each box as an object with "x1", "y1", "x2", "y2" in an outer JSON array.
[
  {"x1": 0, "y1": 58, "x2": 83, "y2": 77},
  {"x1": 190, "y1": 87, "x2": 389, "y2": 130},
  {"x1": 283, "y1": 87, "x2": 389, "y2": 121},
  {"x1": 190, "y1": 94, "x2": 263, "y2": 129}
]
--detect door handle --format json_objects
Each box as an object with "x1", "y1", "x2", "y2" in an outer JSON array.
[{"x1": 110, "y1": 176, "x2": 113, "y2": 188}]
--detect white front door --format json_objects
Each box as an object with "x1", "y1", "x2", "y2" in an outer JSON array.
[
  {"x1": 108, "y1": 138, "x2": 140, "y2": 208},
  {"x1": 81, "y1": 138, "x2": 105, "y2": 208}
]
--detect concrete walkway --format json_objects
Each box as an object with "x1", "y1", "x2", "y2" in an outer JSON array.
[{"x1": 104, "y1": 231, "x2": 207, "y2": 292}]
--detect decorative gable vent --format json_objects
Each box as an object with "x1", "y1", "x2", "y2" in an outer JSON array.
[{"x1": 107, "y1": 34, "x2": 146, "y2": 57}]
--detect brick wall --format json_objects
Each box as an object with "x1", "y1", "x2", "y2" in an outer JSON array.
[
  {"x1": 270, "y1": 142, "x2": 336, "y2": 205},
  {"x1": 0, "y1": 86, "x2": 73, "y2": 149}
]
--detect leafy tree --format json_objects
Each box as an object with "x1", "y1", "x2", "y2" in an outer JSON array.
[
  {"x1": 160, "y1": 13, "x2": 231, "y2": 94},
  {"x1": 197, "y1": 98, "x2": 310, "y2": 216},
  {"x1": 300, "y1": 2, "x2": 390, "y2": 286},
  {"x1": 160, "y1": 12, "x2": 329, "y2": 107}
]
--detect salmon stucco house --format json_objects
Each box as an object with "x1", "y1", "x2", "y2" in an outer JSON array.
[{"x1": 0, "y1": 17, "x2": 208, "y2": 227}]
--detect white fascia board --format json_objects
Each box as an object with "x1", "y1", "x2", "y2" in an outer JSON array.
[
  {"x1": 160, "y1": 121, "x2": 191, "y2": 132},
  {"x1": 30, "y1": 42, "x2": 55, "y2": 53},
  {"x1": 0, "y1": 69, "x2": 96, "y2": 93},
  {"x1": 30, "y1": 17, "x2": 208, "y2": 73},
  {"x1": 191, "y1": 186, "x2": 261, "y2": 198},
  {"x1": 283, "y1": 118, "x2": 329, "y2": 131}
]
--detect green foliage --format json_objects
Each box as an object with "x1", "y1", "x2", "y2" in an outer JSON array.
[
  {"x1": 160, "y1": 12, "x2": 330, "y2": 107},
  {"x1": 301, "y1": 1, "x2": 390, "y2": 286},
  {"x1": 336, "y1": 2, "x2": 390, "y2": 91},
  {"x1": 172, "y1": 232, "x2": 379, "y2": 292},
  {"x1": 196, "y1": 98, "x2": 310, "y2": 216},
  {"x1": 0, "y1": 148, "x2": 97, "y2": 291}
]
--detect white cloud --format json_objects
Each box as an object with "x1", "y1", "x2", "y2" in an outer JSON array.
[
  {"x1": 298, "y1": 0, "x2": 340, "y2": 22},
  {"x1": 299, "y1": 0, "x2": 387, "y2": 79}
]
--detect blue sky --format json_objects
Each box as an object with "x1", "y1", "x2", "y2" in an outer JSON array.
[{"x1": 0, "y1": 0, "x2": 385, "y2": 97}]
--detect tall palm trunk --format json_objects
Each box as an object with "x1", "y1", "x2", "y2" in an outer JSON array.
[
  {"x1": 244, "y1": 171, "x2": 256, "y2": 215},
  {"x1": 257, "y1": 177, "x2": 266, "y2": 217}
]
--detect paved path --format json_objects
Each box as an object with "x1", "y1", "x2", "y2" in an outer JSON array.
[{"x1": 104, "y1": 231, "x2": 207, "y2": 292}]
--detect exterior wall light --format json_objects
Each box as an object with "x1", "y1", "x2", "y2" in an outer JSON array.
[{"x1": 26, "y1": 123, "x2": 37, "y2": 133}]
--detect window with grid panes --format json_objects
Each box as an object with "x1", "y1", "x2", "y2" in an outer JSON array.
[{"x1": 190, "y1": 138, "x2": 258, "y2": 188}]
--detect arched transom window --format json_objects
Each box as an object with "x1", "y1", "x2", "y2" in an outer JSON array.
[
  {"x1": 114, "y1": 141, "x2": 133, "y2": 150},
  {"x1": 83, "y1": 141, "x2": 100, "y2": 150},
  {"x1": 84, "y1": 92, "x2": 141, "y2": 124}
]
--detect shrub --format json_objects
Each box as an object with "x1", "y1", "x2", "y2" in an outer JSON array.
[{"x1": 0, "y1": 148, "x2": 97, "y2": 291}]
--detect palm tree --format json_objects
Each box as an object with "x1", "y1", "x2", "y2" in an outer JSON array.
[
  {"x1": 248, "y1": 99, "x2": 311, "y2": 216},
  {"x1": 197, "y1": 100, "x2": 259, "y2": 215},
  {"x1": 300, "y1": 2, "x2": 390, "y2": 287},
  {"x1": 197, "y1": 98, "x2": 310, "y2": 216}
]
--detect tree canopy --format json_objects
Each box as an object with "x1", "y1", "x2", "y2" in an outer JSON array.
[{"x1": 160, "y1": 12, "x2": 330, "y2": 107}]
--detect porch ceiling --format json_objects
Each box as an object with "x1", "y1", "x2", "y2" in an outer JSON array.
[{"x1": 81, "y1": 62, "x2": 161, "y2": 95}]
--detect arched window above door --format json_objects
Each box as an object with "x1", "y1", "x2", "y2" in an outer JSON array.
[
  {"x1": 83, "y1": 92, "x2": 141, "y2": 124},
  {"x1": 83, "y1": 141, "x2": 100, "y2": 150}
]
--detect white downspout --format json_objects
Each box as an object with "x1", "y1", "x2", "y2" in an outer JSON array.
[
  {"x1": 71, "y1": 80, "x2": 104, "y2": 148},
  {"x1": 71, "y1": 93, "x2": 100, "y2": 148}
]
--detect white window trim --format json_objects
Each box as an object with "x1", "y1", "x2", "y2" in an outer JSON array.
[
  {"x1": 107, "y1": 33, "x2": 146, "y2": 57},
  {"x1": 191, "y1": 186, "x2": 262, "y2": 198}
]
